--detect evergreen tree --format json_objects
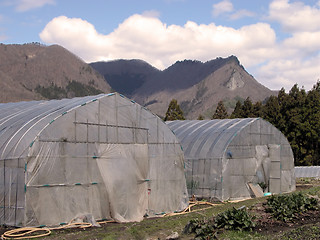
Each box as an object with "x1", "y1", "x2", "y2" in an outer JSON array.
[
  {"x1": 242, "y1": 97, "x2": 255, "y2": 118},
  {"x1": 253, "y1": 101, "x2": 263, "y2": 117},
  {"x1": 277, "y1": 88, "x2": 287, "y2": 106},
  {"x1": 212, "y1": 100, "x2": 228, "y2": 119},
  {"x1": 277, "y1": 88, "x2": 289, "y2": 133},
  {"x1": 227, "y1": 81, "x2": 320, "y2": 166},
  {"x1": 230, "y1": 100, "x2": 243, "y2": 118},
  {"x1": 263, "y1": 95, "x2": 282, "y2": 129},
  {"x1": 197, "y1": 114, "x2": 205, "y2": 120},
  {"x1": 285, "y1": 84, "x2": 307, "y2": 165},
  {"x1": 164, "y1": 99, "x2": 185, "y2": 121},
  {"x1": 299, "y1": 82, "x2": 320, "y2": 165}
]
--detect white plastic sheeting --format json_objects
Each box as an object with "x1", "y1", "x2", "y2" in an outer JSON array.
[
  {"x1": 167, "y1": 118, "x2": 296, "y2": 201},
  {"x1": 0, "y1": 93, "x2": 188, "y2": 226},
  {"x1": 295, "y1": 166, "x2": 320, "y2": 178}
]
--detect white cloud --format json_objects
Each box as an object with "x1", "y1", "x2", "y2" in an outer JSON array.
[
  {"x1": 40, "y1": 15, "x2": 276, "y2": 69},
  {"x1": 14, "y1": 0, "x2": 55, "y2": 12},
  {"x1": 230, "y1": 9, "x2": 256, "y2": 20},
  {"x1": 255, "y1": 55, "x2": 320, "y2": 90},
  {"x1": 268, "y1": 0, "x2": 320, "y2": 33},
  {"x1": 212, "y1": 0, "x2": 255, "y2": 20},
  {"x1": 141, "y1": 10, "x2": 161, "y2": 18},
  {"x1": 283, "y1": 31, "x2": 320, "y2": 55},
  {"x1": 251, "y1": 0, "x2": 320, "y2": 90},
  {"x1": 212, "y1": 0, "x2": 233, "y2": 17},
  {"x1": 40, "y1": 2, "x2": 320, "y2": 91}
]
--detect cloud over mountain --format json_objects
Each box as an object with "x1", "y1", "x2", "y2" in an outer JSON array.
[
  {"x1": 40, "y1": 15, "x2": 275, "y2": 71},
  {"x1": 40, "y1": 0, "x2": 320, "y2": 91}
]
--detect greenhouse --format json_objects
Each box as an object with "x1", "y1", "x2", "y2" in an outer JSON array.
[
  {"x1": 295, "y1": 166, "x2": 320, "y2": 178},
  {"x1": 167, "y1": 118, "x2": 296, "y2": 201},
  {"x1": 0, "y1": 93, "x2": 188, "y2": 227}
]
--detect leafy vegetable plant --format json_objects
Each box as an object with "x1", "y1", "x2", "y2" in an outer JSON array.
[
  {"x1": 214, "y1": 207, "x2": 255, "y2": 231},
  {"x1": 266, "y1": 192, "x2": 318, "y2": 222},
  {"x1": 184, "y1": 207, "x2": 255, "y2": 239},
  {"x1": 183, "y1": 218, "x2": 216, "y2": 240}
]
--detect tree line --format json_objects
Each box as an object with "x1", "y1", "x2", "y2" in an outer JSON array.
[{"x1": 165, "y1": 81, "x2": 320, "y2": 166}]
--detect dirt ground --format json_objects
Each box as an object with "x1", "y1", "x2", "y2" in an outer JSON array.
[
  {"x1": 251, "y1": 202, "x2": 320, "y2": 236},
  {"x1": 1, "y1": 181, "x2": 319, "y2": 239},
  {"x1": 251, "y1": 182, "x2": 320, "y2": 237}
]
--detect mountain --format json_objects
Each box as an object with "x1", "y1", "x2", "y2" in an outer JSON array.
[
  {"x1": 0, "y1": 43, "x2": 275, "y2": 119},
  {"x1": 133, "y1": 57, "x2": 239, "y2": 97},
  {"x1": 0, "y1": 43, "x2": 111, "y2": 103},
  {"x1": 91, "y1": 56, "x2": 276, "y2": 119},
  {"x1": 90, "y1": 59, "x2": 159, "y2": 96}
]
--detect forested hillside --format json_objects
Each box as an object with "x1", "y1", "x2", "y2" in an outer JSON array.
[
  {"x1": 228, "y1": 81, "x2": 320, "y2": 166},
  {"x1": 0, "y1": 43, "x2": 111, "y2": 103}
]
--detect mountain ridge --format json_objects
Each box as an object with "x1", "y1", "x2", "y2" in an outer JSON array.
[
  {"x1": 90, "y1": 59, "x2": 159, "y2": 96},
  {"x1": 0, "y1": 43, "x2": 276, "y2": 120},
  {"x1": 0, "y1": 43, "x2": 111, "y2": 103},
  {"x1": 91, "y1": 56, "x2": 276, "y2": 119}
]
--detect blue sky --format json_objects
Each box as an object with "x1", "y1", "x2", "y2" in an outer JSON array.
[{"x1": 0, "y1": 0, "x2": 319, "y2": 91}]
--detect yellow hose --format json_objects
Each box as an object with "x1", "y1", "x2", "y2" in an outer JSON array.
[
  {"x1": 163, "y1": 201, "x2": 222, "y2": 217},
  {"x1": 1, "y1": 222, "x2": 92, "y2": 239},
  {"x1": 97, "y1": 220, "x2": 116, "y2": 224},
  {"x1": 1, "y1": 201, "x2": 218, "y2": 239},
  {"x1": 49, "y1": 222, "x2": 92, "y2": 230},
  {"x1": 1, "y1": 227, "x2": 51, "y2": 239}
]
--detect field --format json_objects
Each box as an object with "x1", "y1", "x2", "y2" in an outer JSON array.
[{"x1": 1, "y1": 178, "x2": 320, "y2": 240}]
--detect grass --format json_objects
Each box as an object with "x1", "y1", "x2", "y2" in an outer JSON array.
[
  {"x1": 278, "y1": 224, "x2": 320, "y2": 240},
  {"x1": 219, "y1": 230, "x2": 266, "y2": 240},
  {"x1": 42, "y1": 198, "x2": 265, "y2": 240},
  {"x1": 40, "y1": 184, "x2": 320, "y2": 240}
]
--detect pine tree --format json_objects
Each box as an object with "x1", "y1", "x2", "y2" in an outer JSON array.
[
  {"x1": 277, "y1": 88, "x2": 289, "y2": 133},
  {"x1": 253, "y1": 101, "x2": 263, "y2": 117},
  {"x1": 164, "y1": 99, "x2": 185, "y2": 121},
  {"x1": 263, "y1": 95, "x2": 282, "y2": 128},
  {"x1": 197, "y1": 114, "x2": 204, "y2": 120},
  {"x1": 242, "y1": 97, "x2": 255, "y2": 118},
  {"x1": 227, "y1": 81, "x2": 320, "y2": 166},
  {"x1": 304, "y1": 81, "x2": 320, "y2": 165},
  {"x1": 230, "y1": 100, "x2": 243, "y2": 118},
  {"x1": 212, "y1": 100, "x2": 228, "y2": 119},
  {"x1": 285, "y1": 84, "x2": 307, "y2": 165}
]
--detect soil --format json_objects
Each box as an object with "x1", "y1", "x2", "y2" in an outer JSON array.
[
  {"x1": 2, "y1": 206, "x2": 319, "y2": 240},
  {"x1": 251, "y1": 202, "x2": 320, "y2": 236},
  {"x1": 1, "y1": 183, "x2": 319, "y2": 240}
]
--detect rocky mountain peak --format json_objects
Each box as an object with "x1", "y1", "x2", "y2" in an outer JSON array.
[{"x1": 225, "y1": 69, "x2": 245, "y2": 90}]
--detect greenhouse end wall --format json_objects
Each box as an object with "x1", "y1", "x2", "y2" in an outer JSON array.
[
  {"x1": 0, "y1": 93, "x2": 188, "y2": 226},
  {"x1": 167, "y1": 118, "x2": 296, "y2": 201}
]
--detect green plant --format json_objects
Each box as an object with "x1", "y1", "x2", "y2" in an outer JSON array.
[
  {"x1": 266, "y1": 192, "x2": 318, "y2": 222},
  {"x1": 164, "y1": 99, "x2": 185, "y2": 121},
  {"x1": 184, "y1": 207, "x2": 255, "y2": 239},
  {"x1": 297, "y1": 177, "x2": 311, "y2": 184},
  {"x1": 183, "y1": 218, "x2": 216, "y2": 240},
  {"x1": 214, "y1": 207, "x2": 255, "y2": 231},
  {"x1": 258, "y1": 182, "x2": 267, "y2": 191},
  {"x1": 35, "y1": 84, "x2": 66, "y2": 99},
  {"x1": 66, "y1": 80, "x2": 102, "y2": 97}
]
